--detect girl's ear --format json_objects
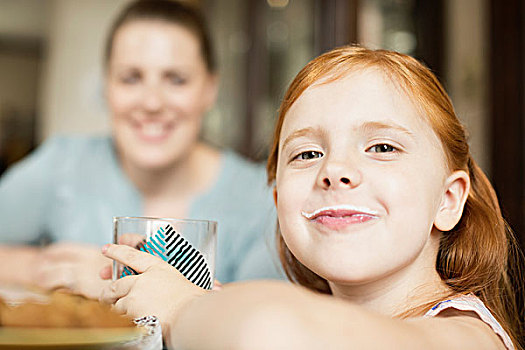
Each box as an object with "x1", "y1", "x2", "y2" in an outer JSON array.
[
  {"x1": 434, "y1": 170, "x2": 470, "y2": 231},
  {"x1": 273, "y1": 187, "x2": 278, "y2": 207}
]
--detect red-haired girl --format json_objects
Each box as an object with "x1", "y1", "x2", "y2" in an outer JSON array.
[{"x1": 100, "y1": 46, "x2": 523, "y2": 350}]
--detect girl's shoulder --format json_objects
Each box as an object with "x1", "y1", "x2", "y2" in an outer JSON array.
[{"x1": 424, "y1": 294, "x2": 514, "y2": 350}]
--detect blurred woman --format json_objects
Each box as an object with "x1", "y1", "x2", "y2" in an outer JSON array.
[{"x1": 0, "y1": 0, "x2": 283, "y2": 298}]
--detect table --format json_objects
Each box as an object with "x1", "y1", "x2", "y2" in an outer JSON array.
[{"x1": 0, "y1": 285, "x2": 162, "y2": 349}]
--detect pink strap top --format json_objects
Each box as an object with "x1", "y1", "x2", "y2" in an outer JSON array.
[{"x1": 424, "y1": 294, "x2": 514, "y2": 350}]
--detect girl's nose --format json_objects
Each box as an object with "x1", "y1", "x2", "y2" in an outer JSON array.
[{"x1": 317, "y1": 160, "x2": 362, "y2": 190}]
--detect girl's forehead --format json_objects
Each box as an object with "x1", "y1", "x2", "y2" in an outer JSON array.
[
  {"x1": 297, "y1": 69, "x2": 409, "y2": 109},
  {"x1": 281, "y1": 69, "x2": 434, "y2": 137}
]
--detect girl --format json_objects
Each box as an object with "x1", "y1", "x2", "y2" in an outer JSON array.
[{"x1": 100, "y1": 46, "x2": 523, "y2": 349}]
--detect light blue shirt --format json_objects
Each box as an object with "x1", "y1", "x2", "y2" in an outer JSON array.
[{"x1": 0, "y1": 136, "x2": 285, "y2": 283}]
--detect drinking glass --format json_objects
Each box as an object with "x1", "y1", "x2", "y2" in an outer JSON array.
[{"x1": 112, "y1": 217, "x2": 217, "y2": 290}]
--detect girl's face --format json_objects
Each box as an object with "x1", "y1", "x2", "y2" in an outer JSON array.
[
  {"x1": 275, "y1": 69, "x2": 457, "y2": 290},
  {"x1": 106, "y1": 20, "x2": 217, "y2": 170}
]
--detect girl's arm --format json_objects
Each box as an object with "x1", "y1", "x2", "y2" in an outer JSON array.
[
  {"x1": 171, "y1": 282, "x2": 505, "y2": 350},
  {"x1": 100, "y1": 244, "x2": 507, "y2": 350}
]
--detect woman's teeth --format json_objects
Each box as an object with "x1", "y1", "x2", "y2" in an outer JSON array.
[{"x1": 142, "y1": 123, "x2": 166, "y2": 138}]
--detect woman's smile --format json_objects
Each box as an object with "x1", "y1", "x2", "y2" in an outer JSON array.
[{"x1": 130, "y1": 119, "x2": 177, "y2": 143}]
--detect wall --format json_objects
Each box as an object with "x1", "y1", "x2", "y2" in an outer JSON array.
[
  {"x1": 444, "y1": 0, "x2": 489, "y2": 173},
  {"x1": 0, "y1": 0, "x2": 491, "y2": 170},
  {"x1": 39, "y1": 0, "x2": 131, "y2": 140},
  {"x1": 0, "y1": 0, "x2": 48, "y2": 38},
  {"x1": 0, "y1": 0, "x2": 49, "y2": 165}
]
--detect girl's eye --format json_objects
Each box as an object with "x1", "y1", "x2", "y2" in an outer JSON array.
[
  {"x1": 295, "y1": 151, "x2": 323, "y2": 160},
  {"x1": 367, "y1": 144, "x2": 397, "y2": 153}
]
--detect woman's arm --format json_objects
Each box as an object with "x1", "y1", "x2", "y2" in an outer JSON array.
[
  {"x1": 100, "y1": 244, "x2": 507, "y2": 350},
  {"x1": 0, "y1": 243, "x2": 111, "y2": 299},
  {"x1": 0, "y1": 246, "x2": 39, "y2": 285},
  {"x1": 0, "y1": 138, "x2": 113, "y2": 297}
]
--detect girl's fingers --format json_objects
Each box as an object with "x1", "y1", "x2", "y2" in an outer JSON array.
[
  {"x1": 99, "y1": 264, "x2": 112, "y2": 280},
  {"x1": 100, "y1": 274, "x2": 137, "y2": 304},
  {"x1": 118, "y1": 233, "x2": 145, "y2": 247},
  {"x1": 212, "y1": 280, "x2": 223, "y2": 291},
  {"x1": 101, "y1": 244, "x2": 161, "y2": 274},
  {"x1": 113, "y1": 296, "x2": 129, "y2": 314}
]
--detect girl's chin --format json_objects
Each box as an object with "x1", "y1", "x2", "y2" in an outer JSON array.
[{"x1": 307, "y1": 260, "x2": 386, "y2": 285}]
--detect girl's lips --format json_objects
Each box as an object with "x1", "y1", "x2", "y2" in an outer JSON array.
[
  {"x1": 314, "y1": 213, "x2": 377, "y2": 230},
  {"x1": 302, "y1": 205, "x2": 379, "y2": 219},
  {"x1": 302, "y1": 206, "x2": 379, "y2": 230}
]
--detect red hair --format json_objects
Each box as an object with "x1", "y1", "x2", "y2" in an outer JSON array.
[{"x1": 267, "y1": 46, "x2": 524, "y2": 348}]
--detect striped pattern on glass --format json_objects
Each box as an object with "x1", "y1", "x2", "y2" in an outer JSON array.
[{"x1": 120, "y1": 224, "x2": 212, "y2": 290}]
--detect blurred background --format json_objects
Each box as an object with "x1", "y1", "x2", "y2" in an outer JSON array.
[{"x1": 0, "y1": 0, "x2": 522, "y2": 248}]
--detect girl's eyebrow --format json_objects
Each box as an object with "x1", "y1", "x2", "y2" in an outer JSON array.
[
  {"x1": 281, "y1": 126, "x2": 325, "y2": 150},
  {"x1": 281, "y1": 122, "x2": 414, "y2": 151},
  {"x1": 359, "y1": 121, "x2": 415, "y2": 137}
]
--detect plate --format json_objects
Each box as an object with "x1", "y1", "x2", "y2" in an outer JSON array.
[{"x1": 0, "y1": 326, "x2": 145, "y2": 349}]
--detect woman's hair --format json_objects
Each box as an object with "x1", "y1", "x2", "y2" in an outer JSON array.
[
  {"x1": 266, "y1": 45, "x2": 524, "y2": 347},
  {"x1": 104, "y1": 0, "x2": 215, "y2": 72}
]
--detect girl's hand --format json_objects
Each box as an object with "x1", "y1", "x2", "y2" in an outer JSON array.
[
  {"x1": 212, "y1": 280, "x2": 223, "y2": 291},
  {"x1": 99, "y1": 233, "x2": 145, "y2": 280},
  {"x1": 99, "y1": 244, "x2": 207, "y2": 338}
]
